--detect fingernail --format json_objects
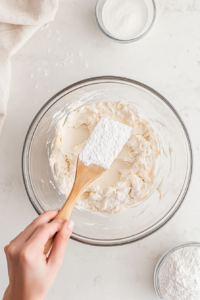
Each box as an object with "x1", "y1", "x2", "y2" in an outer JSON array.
[{"x1": 67, "y1": 220, "x2": 74, "y2": 231}]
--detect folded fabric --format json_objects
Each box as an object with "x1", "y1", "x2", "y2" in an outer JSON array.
[{"x1": 0, "y1": 0, "x2": 58, "y2": 134}]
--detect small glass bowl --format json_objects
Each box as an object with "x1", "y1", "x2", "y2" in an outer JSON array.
[
  {"x1": 154, "y1": 242, "x2": 200, "y2": 299},
  {"x1": 95, "y1": 0, "x2": 156, "y2": 43}
]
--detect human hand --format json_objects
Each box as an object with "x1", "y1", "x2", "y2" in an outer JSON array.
[{"x1": 3, "y1": 210, "x2": 74, "y2": 300}]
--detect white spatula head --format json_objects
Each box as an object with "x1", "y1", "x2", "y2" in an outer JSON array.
[{"x1": 79, "y1": 117, "x2": 133, "y2": 169}]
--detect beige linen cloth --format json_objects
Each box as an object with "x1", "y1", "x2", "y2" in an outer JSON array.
[{"x1": 0, "y1": 0, "x2": 58, "y2": 134}]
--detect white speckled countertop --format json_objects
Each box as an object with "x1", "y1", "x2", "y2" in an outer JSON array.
[{"x1": 0, "y1": 0, "x2": 200, "y2": 299}]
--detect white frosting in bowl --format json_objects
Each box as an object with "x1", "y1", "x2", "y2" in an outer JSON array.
[{"x1": 50, "y1": 101, "x2": 159, "y2": 214}]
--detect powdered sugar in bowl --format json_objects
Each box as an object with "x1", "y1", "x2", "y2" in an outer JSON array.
[
  {"x1": 154, "y1": 243, "x2": 200, "y2": 300},
  {"x1": 95, "y1": 0, "x2": 156, "y2": 43}
]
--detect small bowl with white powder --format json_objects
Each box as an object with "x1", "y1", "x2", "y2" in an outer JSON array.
[
  {"x1": 95, "y1": 0, "x2": 156, "y2": 43},
  {"x1": 154, "y1": 243, "x2": 200, "y2": 300}
]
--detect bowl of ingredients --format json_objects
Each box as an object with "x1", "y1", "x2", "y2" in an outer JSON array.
[
  {"x1": 95, "y1": 0, "x2": 156, "y2": 43},
  {"x1": 22, "y1": 76, "x2": 192, "y2": 246},
  {"x1": 154, "y1": 242, "x2": 200, "y2": 300}
]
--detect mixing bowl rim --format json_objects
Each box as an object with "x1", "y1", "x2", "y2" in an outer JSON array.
[
  {"x1": 22, "y1": 75, "x2": 193, "y2": 247},
  {"x1": 95, "y1": 0, "x2": 156, "y2": 43}
]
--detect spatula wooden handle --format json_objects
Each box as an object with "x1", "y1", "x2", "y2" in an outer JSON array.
[
  {"x1": 43, "y1": 160, "x2": 105, "y2": 255},
  {"x1": 43, "y1": 187, "x2": 81, "y2": 255},
  {"x1": 44, "y1": 179, "x2": 83, "y2": 254}
]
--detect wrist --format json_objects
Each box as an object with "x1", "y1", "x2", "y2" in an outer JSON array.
[
  {"x1": 3, "y1": 286, "x2": 11, "y2": 300},
  {"x1": 3, "y1": 285, "x2": 44, "y2": 300}
]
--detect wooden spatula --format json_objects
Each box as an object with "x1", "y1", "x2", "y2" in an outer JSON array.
[
  {"x1": 43, "y1": 160, "x2": 105, "y2": 254},
  {"x1": 44, "y1": 117, "x2": 133, "y2": 254}
]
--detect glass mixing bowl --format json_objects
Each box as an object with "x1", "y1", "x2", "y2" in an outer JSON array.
[{"x1": 22, "y1": 76, "x2": 192, "y2": 246}]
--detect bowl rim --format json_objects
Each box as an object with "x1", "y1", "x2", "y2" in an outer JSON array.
[
  {"x1": 95, "y1": 0, "x2": 157, "y2": 43},
  {"x1": 154, "y1": 242, "x2": 200, "y2": 299},
  {"x1": 22, "y1": 76, "x2": 193, "y2": 247}
]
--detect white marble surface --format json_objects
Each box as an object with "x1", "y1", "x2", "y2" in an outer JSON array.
[{"x1": 0, "y1": 0, "x2": 200, "y2": 299}]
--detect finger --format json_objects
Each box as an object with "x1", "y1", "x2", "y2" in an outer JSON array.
[
  {"x1": 14, "y1": 209, "x2": 60, "y2": 244},
  {"x1": 25, "y1": 219, "x2": 65, "y2": 253},
  {"x1": 48, "y1": 220, "x2": 74, "y2": 268}
]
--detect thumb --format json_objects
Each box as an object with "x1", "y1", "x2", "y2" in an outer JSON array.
[{"x1": 48, "y1": 220, "x2": 74, "y2": 268}]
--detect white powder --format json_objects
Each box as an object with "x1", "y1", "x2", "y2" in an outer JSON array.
[
  {"x1": 79, "y1": 117, "x2": 133, "y2": 169},
  {"x1": 29, "y1": 24, "x2": 90, "y2": 86},
  {"x1": 158, "y1": 246, "x2": 200, "y2": 300},
  {"x1": 102, "y1": 0, "x2": 148, "y2": 40}
]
